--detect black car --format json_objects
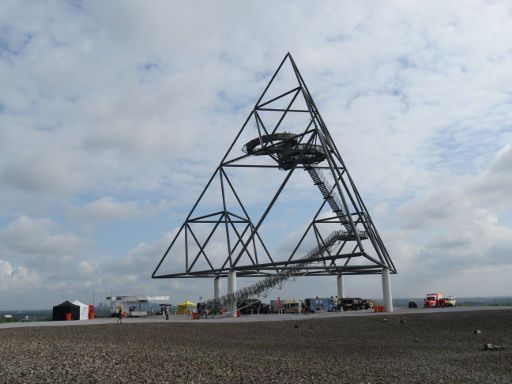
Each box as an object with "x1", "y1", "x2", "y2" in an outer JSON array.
[
  {"x1": 408, "y1": 300, "x2": 418, "y2": 308},
  {"x1": 238, "y1": 299, "x2": 270, "y2": 315},
  {"x1": 338, "y1": 298, "x2": 370, "y2": 311}
]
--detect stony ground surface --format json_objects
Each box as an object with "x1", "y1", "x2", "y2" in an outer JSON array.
[{"x1": 0, "y1": 310, "x2": 511, "y2": 383}]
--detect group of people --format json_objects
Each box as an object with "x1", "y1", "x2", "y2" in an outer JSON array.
[
  {"x1": 197, "y1": 302, "x2": 224, "y2": 318},
  {"x1": 162, "y1": 304, "x2": 216, "y2": 319},
  {"x1": 196, "y1": 302, "x2": 211, "y2": 318}
]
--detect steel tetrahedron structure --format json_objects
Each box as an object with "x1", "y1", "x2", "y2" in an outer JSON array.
[{"x1": 153, "y1": 53, "x2": 396, "y2": 283}]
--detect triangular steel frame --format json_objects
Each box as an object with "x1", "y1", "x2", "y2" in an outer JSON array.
[{"x1": 153, "y1": 53, "x2": 396, "y2": 279}]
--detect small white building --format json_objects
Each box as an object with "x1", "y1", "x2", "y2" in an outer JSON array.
[{"x1": 107, "y1": 295, "x2": 170, "y2": 317}]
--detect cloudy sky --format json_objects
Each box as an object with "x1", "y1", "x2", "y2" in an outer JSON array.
[{"x1": 1, "y1": 1, "x2": 511, "y2": 309}]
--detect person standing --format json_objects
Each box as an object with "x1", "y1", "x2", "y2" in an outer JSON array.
[
  {"x1": 117, "y1": 306, "x2": 123, "y2": 324},
  {"x1": 165, "y1": 306, "x2": 170, "y2": 320}
]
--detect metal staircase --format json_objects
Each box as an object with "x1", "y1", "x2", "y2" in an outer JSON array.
[
  {"x1": 203, "y1": 230, "x2": 346, "y2": 313},
  {"x1": 305, "y1": 165, "x2": 367, "y2": 240}
]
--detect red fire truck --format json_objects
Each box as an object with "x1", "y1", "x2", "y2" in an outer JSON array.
[
  {"x1": 424, "y1": 293, "x2": 456, "y2": 308},
  {"x1": 424, "y1": 293, "x2": 442, "y2": 307}
]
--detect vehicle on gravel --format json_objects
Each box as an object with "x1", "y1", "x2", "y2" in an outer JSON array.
[
  {"x1": 304, "y1": 297, "x2": 337, "y2": 313},
  {"x1": 443, "y1": 296, "x2": 456, "y2": 307},
  {"x1": 338, "y1": 298, "x2": 371, "y2": 311},
  {"x1": 424, "y1": 293, "x2": 443, "y2": 308},
  {"x1": 282, "y1": 300, "x2": 302, "y2": 314},
  {"x1": 424, "y1": 293, "x2": 456, "y2": 307},
  {"x1": 238, "y1": 299, "x2": 270, "y2": 315}
]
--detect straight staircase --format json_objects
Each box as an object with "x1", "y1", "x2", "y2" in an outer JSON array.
[{"x1": 305, "y1": 165, "x2": 367, "y2": 240}]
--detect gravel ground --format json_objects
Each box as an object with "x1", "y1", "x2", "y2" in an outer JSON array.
[{"x1": 0, "y1": 309, "x2": 511, "y2": 383}]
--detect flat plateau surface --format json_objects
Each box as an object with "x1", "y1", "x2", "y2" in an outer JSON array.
[{"x1": 1, "y1": 309, "x2": 511, "y2": 383}]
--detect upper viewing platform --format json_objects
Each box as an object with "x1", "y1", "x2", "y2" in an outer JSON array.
[{"x1": 243, "y1": 132, "x2": 327, "y2": 170}]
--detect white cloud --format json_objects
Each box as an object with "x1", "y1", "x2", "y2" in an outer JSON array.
[
  {"x1": 0, "y1": 216, "x2": 97, "y2": 300},
  {"x1": 0, "y1": 216, "x2": 87, "y2": 262},
  {"x1": 0, "y1": 259, "x2": 40, "y2": 292},
  {"x1": 71, "y1": 196, "x2": 144, "y2": 223},
  {"x1": 79, "y1": 260, "x2": 96, "y2": 273},
  {"x1": 1, "y1": 146, "x2": 87, "y2": 193}
]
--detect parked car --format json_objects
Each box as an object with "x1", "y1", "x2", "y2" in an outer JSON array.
[
  {"x1": 304, "y1": 297, "x2": 337, "y2": 313},
  {"x1": 338, "y1": 297, "x2": 370, "y2": 311},
  {"x1": 238, "y1": 299, "x2": 270, "y2": 315},
  {"x1": 443, "y1": 296, "x2": 456, "y2": 307},
  {"x1": 408, "y1": 300, "x2": 418, "y2": 308}
]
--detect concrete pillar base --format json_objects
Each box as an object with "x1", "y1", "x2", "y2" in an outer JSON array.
[
  {"x1": 228, "y1": 271, "x2": 237, "y2": 318},
  {"x1": 337, "y1": 274, "x2": 345, "y2": 299},
  {"x1": 214, "y1": 277, "x2": 221, "y2": 301},
  {"x1": 382, "y1": 267, "x2": 393, "y2": 313}
]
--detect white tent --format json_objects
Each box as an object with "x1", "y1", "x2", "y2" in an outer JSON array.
[{"x1": 72, "y1": 300, "x2": 89, "y2": 320}]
